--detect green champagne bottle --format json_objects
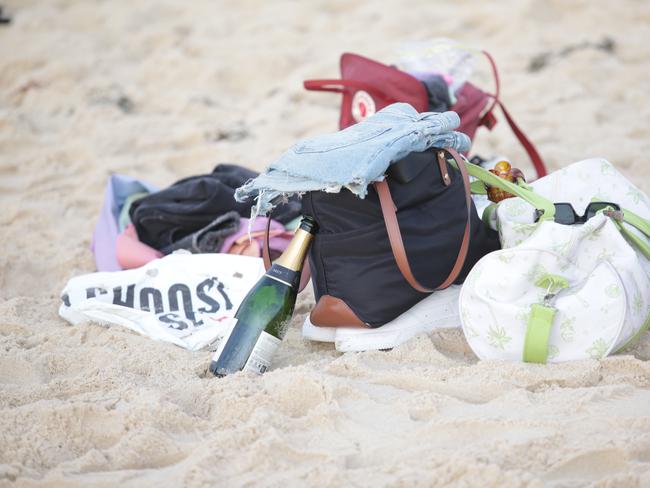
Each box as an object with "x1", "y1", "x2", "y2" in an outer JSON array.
[{"x1": 209, "y1": 216, "x2": 317, "y2": 377}]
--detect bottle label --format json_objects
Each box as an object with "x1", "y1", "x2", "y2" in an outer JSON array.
[
  {"x1": 242, "y1": 331, "x2": 281, "y2": 375},
  {"x1": 265, "y1": 265, "x2": 300, "y2": 290}
]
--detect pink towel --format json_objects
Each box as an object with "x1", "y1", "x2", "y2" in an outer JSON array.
[{"x1": 116, "y1": 224, "x2": 163, "y2": 270}]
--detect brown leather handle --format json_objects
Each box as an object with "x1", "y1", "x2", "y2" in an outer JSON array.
[
  {"x1": 375, "y1": 147, "x2": 472, "y2": 293},
  {"x1": 263, "y1": 217, "x2": 312, "y2": 293}
]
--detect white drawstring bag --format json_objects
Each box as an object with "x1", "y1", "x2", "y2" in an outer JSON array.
[
  {"x1": 59, "y1": 253, "x2": 265, "y2": 351},
  {"x1": 458, "y1": 158, "x2": 650, "y2": 363}
]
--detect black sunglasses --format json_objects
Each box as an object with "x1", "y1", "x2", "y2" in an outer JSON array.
[{"x1": 535, "y1": 202, "x2": 622, "y2": 224}]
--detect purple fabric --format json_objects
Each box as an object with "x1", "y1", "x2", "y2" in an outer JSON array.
[
  {"x1": 92, "y1": 175, "x2": 158, "y2": 271},
  {"x1": 220, "y1": 217, "x2": 291, "y2": 254}
]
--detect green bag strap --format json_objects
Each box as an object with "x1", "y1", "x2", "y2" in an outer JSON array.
[
  {"x1": 621, "y1": 206, "x2": 650, "y2": 238},
  {"x1": 523, "y1": 304, "x2": 557, "y2": 364},
  {"x1": 457, "y1": 158, "x2": 650, "y2": 257},
  {"x1": 470, "y1": 180, "x2": 487, "y2": 195},
  {"x1": 591, "y1": 198, "x2": 650, "y2": 260},
  {"x1": 614, "y1": 220, "x2": 650, "y2": 261},
  {"x1": 523, "y1": 274, "x2": 569, "y2": 364},
  {"x1": 460, "y1": 161, "x2": 650, "y2": 242},
  {"x1": 591, "y1": 197, "x2": 650, "y2": 237},
  {"x1": 448, "y1": 156, "x2": 556, "y2": 221}
]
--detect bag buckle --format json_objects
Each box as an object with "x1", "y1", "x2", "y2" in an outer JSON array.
[{"x1": 535, "y1": 274, "x2": 569, "y2": 307}]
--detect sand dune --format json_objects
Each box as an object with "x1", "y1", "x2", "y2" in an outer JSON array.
[{"x1": 1, "y1": 0, "x2": 650, "y2": 486}]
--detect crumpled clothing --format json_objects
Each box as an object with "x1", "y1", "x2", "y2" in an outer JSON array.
[
  {"x1": 220, "y1": 216, "x2": 293, "y2": 260},
  {"x1": 116, "y1": 223, "x2": 163, "y2": 270},
  {"x1": 118, "y1": 191, "x2": 149, "y2": 233},
  {"x1": 407, "y1": 72, "x2": 453, "y2": 112},
  {"x1": 161, "y1": 210, "x2": 241, "y2": 255},
  {"x1": 235, "y1": 103, "x2": 470, "y2": 217},
  {"x1": 92, "y1": 174, "x2": 158, "y2": 272},
  {"x1": 130, "y1": 163, "x2": 301, "y2": 250}
]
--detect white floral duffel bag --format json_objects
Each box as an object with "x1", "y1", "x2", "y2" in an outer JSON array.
[{"x1": 458, "y1": 158, "x2": 650, "y2": 363}]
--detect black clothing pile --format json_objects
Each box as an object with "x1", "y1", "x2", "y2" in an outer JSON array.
[{"x1": 130, "y1": 164, "x2": 301, "y2": 253}]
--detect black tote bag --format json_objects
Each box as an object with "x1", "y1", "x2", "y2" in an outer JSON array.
[{"x1": 298, "y1": 147, "x2": 500, "y2": 328}]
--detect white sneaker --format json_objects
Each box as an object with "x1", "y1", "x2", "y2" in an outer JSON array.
[{"x1": 302, "y1": 285, "x2": 461, "y2": 352}]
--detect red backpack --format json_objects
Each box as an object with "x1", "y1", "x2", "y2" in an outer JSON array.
[{"x1": 304, "y1": 51, "x2": 547, "y2": 178}]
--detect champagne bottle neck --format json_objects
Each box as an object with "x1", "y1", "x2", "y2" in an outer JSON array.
[{"x1": 274, "y1": 228, "x2": 314, "y2": 272}]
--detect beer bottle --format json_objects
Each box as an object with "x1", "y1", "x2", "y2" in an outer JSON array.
[{"x1": 209, "y1": 216, "x2": 317, "y2": 377}]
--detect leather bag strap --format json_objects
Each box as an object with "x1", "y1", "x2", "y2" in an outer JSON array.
[
  {"x1": 375, "y1": 147, "x2": 472, "y2": 293},
  {"x1": 263, "y1": 217, "x2": 312, "y2": 293},
  {"x1": 263, "y1": 217, "x2": 274, "y2": 270}
]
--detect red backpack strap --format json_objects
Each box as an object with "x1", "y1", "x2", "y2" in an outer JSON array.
[
  {"x1": 305, "y1": 79, "x2": 371, "y2": 93},
  {"x1": 495, "y1": 100, "x2": 547, "y2": 178},
  {"x1": 304, "y1": 78, "x2": 398, "y2": 104},
  {"x1": 481, "y1": 51, "x2": 548, "y2": 178},
  {"x1": 481, "y1": 51, "x2": 501, "y2": 117}
]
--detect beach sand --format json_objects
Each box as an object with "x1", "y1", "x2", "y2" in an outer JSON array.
[{"x1": 2, "y1": 0, "x2": 650, "y2": 486}]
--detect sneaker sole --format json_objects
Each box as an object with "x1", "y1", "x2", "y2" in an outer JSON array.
[{"x1": 302, "y1": 285, "x2": 461, "y2": 352}]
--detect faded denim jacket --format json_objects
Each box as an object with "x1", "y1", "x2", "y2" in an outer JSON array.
[{"x1": 235, "y1": 103, "x2": 471, "y2": 217}]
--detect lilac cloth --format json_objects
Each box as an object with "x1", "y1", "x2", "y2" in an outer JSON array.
[
  {"x1": 219, "y1": 217, "x2": 291, "y2": 254},
  {"x1": 92, "y1": 175, "x2": 158, "y2": 271}
]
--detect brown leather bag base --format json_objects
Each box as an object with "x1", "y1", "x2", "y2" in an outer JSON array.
[{"x1": 310, "y1": 295, "x2": 369, "y2": 328}]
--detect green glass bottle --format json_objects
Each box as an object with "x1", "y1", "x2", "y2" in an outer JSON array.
[{"x1": 209, "y1": 216, "x2": 317, "y2": 377}]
